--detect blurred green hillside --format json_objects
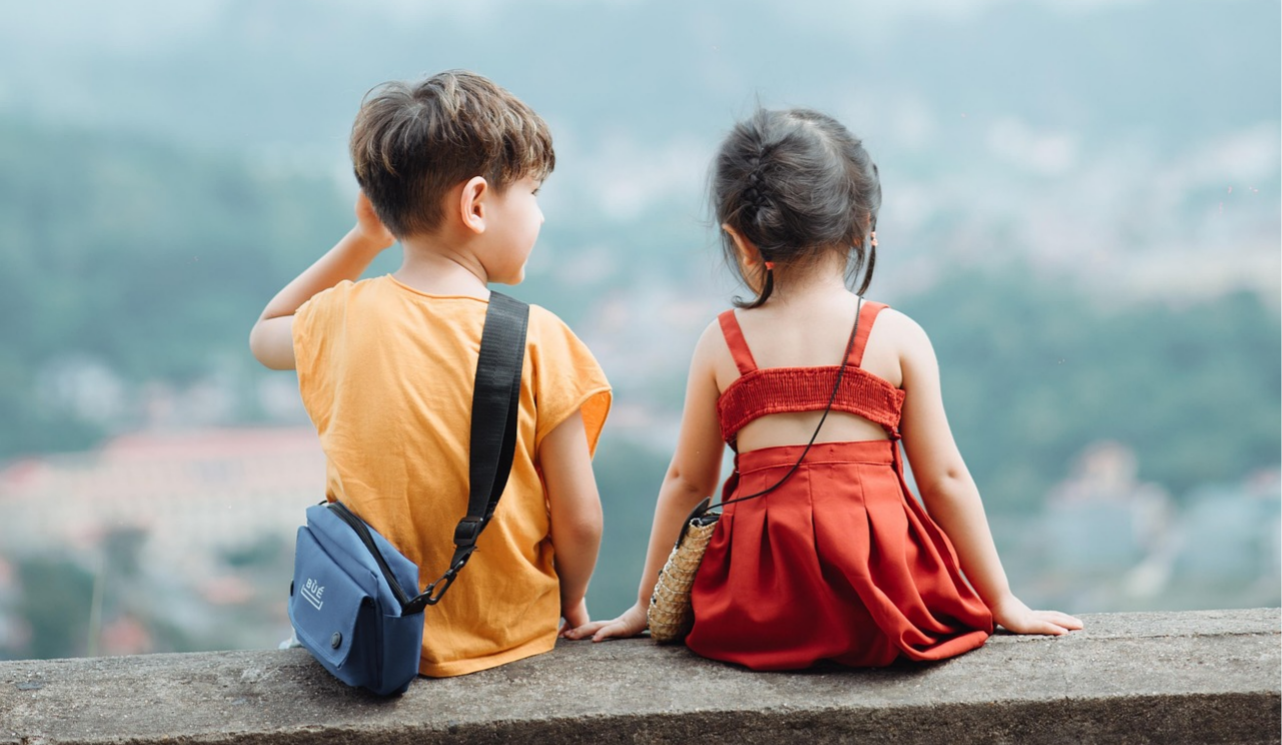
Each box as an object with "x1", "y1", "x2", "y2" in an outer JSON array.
[
  {"x1": 897, "y1": 272, "x2": 1280, "y2": 511},
  {"x1": 0, "y1": 122, "x2": 351, "y2": 454}
]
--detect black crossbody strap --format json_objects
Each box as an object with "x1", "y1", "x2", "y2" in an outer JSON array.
[
  {"x1": 714, "y1": 296, "x2": 863, "y2": 511},
  {"x1": 411, "y1": 291, "x2": 529, "y2": 610},
  {"x1": 672, "y1": 298, "x2": 866, "y2": 549},
  {"x1": 458, "y1": 292, "x2": 528, "y2": 558}
]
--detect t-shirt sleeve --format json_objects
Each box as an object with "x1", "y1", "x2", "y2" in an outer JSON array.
[
  {"x1": 291, "y1": 281, "x2": 353, "y2": 433},
  {"x1": 528, "y1": 305, "x2": 612, "y2": 456}
]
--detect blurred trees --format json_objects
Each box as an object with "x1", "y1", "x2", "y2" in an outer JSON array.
[
  {"x1": 899, "y1": 271, "x2": 1280, "y2": 512},
  {"x1": 0, "y1": 120, "x2": 350, "y2": 454},
  {"x1": 10, "y1": 556, "x2": 94, "y2": 660}
]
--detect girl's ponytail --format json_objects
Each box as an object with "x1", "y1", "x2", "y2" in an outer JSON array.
[{"x1": 738, "y1": 139, "x2": 779, "y2": 308}]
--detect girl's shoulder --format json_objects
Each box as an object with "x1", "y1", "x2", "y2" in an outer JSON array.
[
  {"x1": 866, "y1": 304, "x2": 928, "y2": 343},
  {"x1": 691, "y1": 312, "x2": 734, "y2": 366},
  {"x1": 689, "y1": 301, "x2": 938, "y2": 382},
  {"x1": 689, "y1": 311, "x2": 752, "y2": 394},
  {"x1": 862, "y1": 306, "x2": 942, "y2": 388},
  {"x1": 861, "y1": 301, "x2": 933, "y2": 351}
]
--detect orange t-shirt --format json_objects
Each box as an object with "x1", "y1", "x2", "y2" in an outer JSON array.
[{"x1": 292, "y1": 276, "x2": 611, "y2": 677}]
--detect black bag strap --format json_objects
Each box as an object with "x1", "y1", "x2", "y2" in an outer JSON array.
[
  {"x1": 712, "y1": 297, "x2": 863, "y2": 510},
  {"x1": 674, "y1": 297, "x2": 863, "y2": 547},
  {"x1": 329, "y1": 291, "x2": 528, "y2": 615},
  {"x1": 416, "y1": 291, "x2": 528, "y2": 608}
]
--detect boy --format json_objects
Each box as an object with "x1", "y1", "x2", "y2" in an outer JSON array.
[{"x1": 249, "y1": 71, "x2": 610, "y2": 677}]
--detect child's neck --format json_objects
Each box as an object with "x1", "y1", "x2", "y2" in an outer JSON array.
[
  {"x1": 393, "y1": 236, "x2": 491, "y2": 299},
  {"x1": 770, "y1": 273, "x2": 849, "y2": 306},
  {"x1": 766, "y1": 254, "x2": 852, "y2": 308}
]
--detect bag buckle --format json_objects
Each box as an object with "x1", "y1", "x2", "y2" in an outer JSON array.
[
  {"x1": 422, "y1": 566, "x2": 460, "y2": 606},
  {"x1": 416, "y1": 548, "x2": 477, "y2": 608},
  {"x1": 453, "y1": 517, "x2": 485, "y2": 548},
  {"x1": 675, "y1": 497, "x2": 714, "y2": 548}
]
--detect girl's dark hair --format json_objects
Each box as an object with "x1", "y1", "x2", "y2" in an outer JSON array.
[{"x1": 713, "y1": 108, "x2": 881, "y2": 308}]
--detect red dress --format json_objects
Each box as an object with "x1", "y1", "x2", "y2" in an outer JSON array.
[{"x1": 685, "y1": 301, "x2": 993, "y2": 670}]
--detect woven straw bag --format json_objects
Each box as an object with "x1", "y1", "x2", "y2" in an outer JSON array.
[{"x1": 648, "y1": 498, "x2": 719, "y2": 643}]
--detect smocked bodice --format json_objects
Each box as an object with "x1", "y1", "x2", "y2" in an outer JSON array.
[{"x1": 715, "y1": 301, "x2": 906, "y2": 444}]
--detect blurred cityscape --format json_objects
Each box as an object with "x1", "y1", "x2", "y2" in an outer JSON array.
[
  {"x1": 1, "y1": 421, "x2": 1276, "y2": 659},
  {"x1": 0, "y1": 0, "x2": 1277, "y2": 660}
]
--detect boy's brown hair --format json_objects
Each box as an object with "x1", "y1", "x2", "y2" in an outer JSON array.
[{"x1": 350, "y1": 70, "x2": 555, "y2": 238}]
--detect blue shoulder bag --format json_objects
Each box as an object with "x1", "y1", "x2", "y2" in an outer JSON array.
[{"x1": 287, "y1": 292, "x2": 529, "y2": 696}]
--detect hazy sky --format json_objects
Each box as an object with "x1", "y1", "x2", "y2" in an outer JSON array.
[{"x1": 2, "y1": 0, "x2": 1276, "y2": 302}]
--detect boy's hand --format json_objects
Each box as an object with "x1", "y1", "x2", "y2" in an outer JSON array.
[
  {"x1": 558, "y1": 597, "x2": 590, "y2": 638},
  {"x1": 991, "y1": 593, "x2": 1083, "y2": 636},
  {"x1": 563, "y1": 601, "x2": 648, "y2": 642},
  {"x1": 354, "y1": 191, "x2": 397, "y2": 250}
]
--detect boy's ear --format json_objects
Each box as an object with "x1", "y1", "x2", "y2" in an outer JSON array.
[
  {"x1": 722, "y1": 223, "x2": 761, "y2": 266},
  {"x1": 458, "y1": 176, "x2": 490, "y2": 235}
]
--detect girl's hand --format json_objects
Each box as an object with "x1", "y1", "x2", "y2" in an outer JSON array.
[
  {"x1": 558, "y1": 598, "x2": 590, "y2": 638},
  {"x1": 563, "y1": 601, "x2": 648, "y2": 642},
  {"x1": 354, "y1": 191, "x2": 397, "y2": 250},
  {"x1": 991, "y1": 594, "x2": 1083, "y2": 636}
]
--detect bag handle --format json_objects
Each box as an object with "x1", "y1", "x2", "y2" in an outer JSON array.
[{"x1": 329, "y1": 291, "x2": 528, "y2": 615}]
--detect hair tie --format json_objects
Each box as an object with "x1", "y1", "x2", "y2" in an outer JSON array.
[
  {"x1": 869, "y1": 231, "x2": 877, "y2": 248},
  {"x1": 764, "y1": 261, "x2": 775, "y2": 270}
]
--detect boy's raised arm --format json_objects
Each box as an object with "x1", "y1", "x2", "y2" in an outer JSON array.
[{"x1": 249, "y1": 193, "x2": 396, "y2": 370}]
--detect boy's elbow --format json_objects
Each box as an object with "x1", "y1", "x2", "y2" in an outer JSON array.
[
  {"x1": 559, "y1": 503, "x2": 604, "y2": 542},
  {"x1": 551, "y1": 510, "x2": 603, "y2": 553},
  {"x1": 248, "y1": 326, "x2": 276, "y2": 369},
  {"x1": 249, "y1": 318, "x2": 296, "y2": 370},
  {"x1": 248, "y1": 325, "x2": 268, "y2": 366}
]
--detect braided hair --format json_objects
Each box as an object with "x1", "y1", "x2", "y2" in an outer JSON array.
[{"x1": 712, "y1": 108, "x2": 882, "y2": 308}]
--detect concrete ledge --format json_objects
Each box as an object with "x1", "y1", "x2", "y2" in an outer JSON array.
[{"x1": 2, "y1": 609, "x2": 1278, "y2": 745}]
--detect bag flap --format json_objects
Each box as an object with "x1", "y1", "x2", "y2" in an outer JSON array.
[
  {"x1": 304, "y1": 502, "x2": 421, "y2": 608},
  {"x1": 289, "y1": 525, "x2": 372, "y2": 669}
]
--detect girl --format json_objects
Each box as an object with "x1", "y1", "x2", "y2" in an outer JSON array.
[{"x1": 568, "y1": 108, "x2": 1081, "y2": 669}]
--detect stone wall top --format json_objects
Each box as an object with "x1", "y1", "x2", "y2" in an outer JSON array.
[{"x1": 1, "y1": 608, "x2": 1279, "y2": 745}]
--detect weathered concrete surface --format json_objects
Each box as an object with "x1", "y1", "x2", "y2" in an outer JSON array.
[{"x1": 1, "y1": 608, "x2": 1277, "y2": 745}]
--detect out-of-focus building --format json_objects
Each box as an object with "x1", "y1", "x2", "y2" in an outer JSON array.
[
  {"x1": 0, "y1": 427, "x2": 324, "y2": 574},
  {"x1": 1174, "y1": 469, "x2": 1282, "y2": 587},
  {"x1": 1034, "y1": 441, "x2": 1280, "y2": 612},
  {"x1": 1043, "y1": 441, "x2": 1174, "y2": 575},
  {"x1": 0, "y1": 427, "x2": 325, "y2": 657}
]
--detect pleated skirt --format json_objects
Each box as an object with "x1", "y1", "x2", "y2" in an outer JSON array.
[{"x1": 685, "y1": 440, "x2": 993, "y2": 670}]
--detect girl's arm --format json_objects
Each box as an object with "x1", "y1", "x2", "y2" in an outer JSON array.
[
  {"x1": 895, "y1": 311, "x2": 1082, "y2": 635},
  {"x1": 249, "y1": 193, "x2": 396, "y2": 370},
  {"x1": 565, "y1": 322, "x2": 726, "y2": 641},
  {"x1": 539, "y1": 410, "x2": 605, "y2": 635}
]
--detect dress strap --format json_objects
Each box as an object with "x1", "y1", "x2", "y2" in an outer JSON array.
[
  {"x1": 718, "y1": 310, "x2": 758, "y2": 375},
  {"x1": 846, "y1": 300, "x2": 889, "y2": 368}
]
